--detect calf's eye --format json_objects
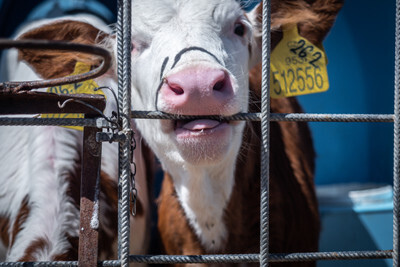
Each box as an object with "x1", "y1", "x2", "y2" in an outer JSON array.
[{"x1": 234, "y1": 22, "x2": 245, "y2": 37}]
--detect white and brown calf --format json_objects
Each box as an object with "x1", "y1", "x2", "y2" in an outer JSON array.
[
  {"x1": 0, "y1": 0, "x2": 343, "y2": 265},
  {"x1": 154, "y1": 1, "x2": 343, "y2": 267},
  {"x1": 0, "y1": 15, "x2": 153, "y2": 262}
]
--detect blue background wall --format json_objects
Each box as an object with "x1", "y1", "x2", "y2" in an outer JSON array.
[{"x1": 298, "y1": 0, "x2": 395, "y2": 186}]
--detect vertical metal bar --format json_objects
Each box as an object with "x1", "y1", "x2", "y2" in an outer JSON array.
[
  {"x1": 260, "y1": 0, "x2": 271, "y2": 266},
  {"x1": 116, "y1": 0, "x2": 123, "y2": 260},
  {"x1": 117, "y1": 0, "x2": 132, "y2": 266},
  {"x1": 79, "y1": 125, "x2": 101, "y2": 267},
  {"x1": 394, "y1": 0, "x2": 400, "y2": 265}
]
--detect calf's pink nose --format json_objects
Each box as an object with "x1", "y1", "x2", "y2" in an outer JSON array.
[{"x1": 160, "y1": 67, "x2": 234, "y2": 114}]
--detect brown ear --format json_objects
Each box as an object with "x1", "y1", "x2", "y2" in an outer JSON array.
[
  {"x1": 251, "y1": 0, "x2": 343, "y2": 48},
  {"x1": 248, "y1": 0, "x2": 343, "y2": 98},
  {"x1": 18, "y1": 20, "x2": 109, "y2": 79},
  {"x1": 292, "y1": 0, "x2": 344, "y2": 45}
]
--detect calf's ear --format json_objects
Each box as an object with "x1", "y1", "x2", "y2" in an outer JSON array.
[
  {"x1": 18, "y1": 20, "x2": 111, "y2": 79},
  {"x1": 247, "y1": 0, "x2": 344, "y2": 68}
]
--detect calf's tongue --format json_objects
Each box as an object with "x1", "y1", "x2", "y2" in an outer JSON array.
[{"x1": 181, "y1": 119, "x2": 220, "y2": 131}]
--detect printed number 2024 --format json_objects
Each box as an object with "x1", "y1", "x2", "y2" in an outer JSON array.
[{"x1": 272, "y1": 66, "x2": 323, "y2": 95}]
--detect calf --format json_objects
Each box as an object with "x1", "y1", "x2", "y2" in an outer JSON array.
[
  {"x1": 154, "y1": 0, "x2": 342, "y2": 266},
  {"x1": 0, "y1": 0, "x2": 343, "y2": 265},
  {"x1": 0, "y1": 15, "x2": 153, "y2": 262}
]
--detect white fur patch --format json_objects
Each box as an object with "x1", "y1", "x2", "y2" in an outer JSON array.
[{"x1": 172, "y1": 122, "x2": 245, "y2": 251}]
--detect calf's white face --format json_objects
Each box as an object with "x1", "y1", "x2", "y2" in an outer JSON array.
[{"x1": 128, "y1": 0, "x2": 258, "y2": 172}]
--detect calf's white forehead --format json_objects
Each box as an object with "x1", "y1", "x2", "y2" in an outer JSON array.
[{"x1": 131, "y1": 0, "x2": 244, "y2": 39}]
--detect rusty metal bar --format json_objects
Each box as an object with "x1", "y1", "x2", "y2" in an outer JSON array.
[
  {"x1": 78, "y1": 118, "x2": 102, "y2": 267},
  {"x1": 0, "y1": 39, "x2": 111, "y2": 92}
]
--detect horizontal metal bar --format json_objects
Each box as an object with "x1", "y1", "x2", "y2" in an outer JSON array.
[
  {"x1": 271, "y1": 113, "x2": 394, "y2": 122},
  {"x1": 268, "y1": 250, "x2": 393, "y2": 262},
  {"x1": 101, "y1": 250, "x2": 392, "y2": 265},
  {"x1": 131, "y1": 111, "x2": 394, "y2": 122},
  {"x1": 0, "y1": 117, "x2": 111, "y2": 128},
  {"x1": 0, "y1": 39, "x2": 111, "y2": 93},
  {"x1": 0, "y1": 250, "x2": 391, "y2": 266},
  {"x1": 131, "y1": 111, "x2": 260, "y2": 121},
  {"x1": 0, "y1": 112, "x2": 391, "y2": 127},
  {"x1": 0, "y1": 262, "x2": 77, "y2": 266}
]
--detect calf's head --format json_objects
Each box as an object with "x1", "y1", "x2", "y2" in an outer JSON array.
[{"x1": 128, "y1": 0, "x2": 260, "y2": 173}]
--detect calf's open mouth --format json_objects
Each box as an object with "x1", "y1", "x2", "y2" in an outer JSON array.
[{"x1": 174, "y1": 119, "x2": 229, "y2": 133}]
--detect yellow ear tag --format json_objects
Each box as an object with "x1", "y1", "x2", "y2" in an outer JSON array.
[
  {"x1": 270, "y1": 26, "x2": 329, "y2": 98},
  {"x1": 41, "y1": 62, "x2": 105, "y2": 131}
]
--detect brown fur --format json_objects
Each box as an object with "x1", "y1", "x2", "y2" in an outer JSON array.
[
  {"x1": 18, "y1": 238, "x2": 48, "y2": 262},
  {"x1": 17, "y1": 236, "x2": 78, "y2": 262},
  {"x1": 10, "y1": 197, "x2": 30, "y2": 248},
  {"x1": 253, "y1": 0, "x2": 344, "y2": 51},
  {"x1": 158, "y1": 173, "x2": 205, "y2": 256},
  {"x1": 18, "y1": 20, "x2": 106, "y2": 79},
  {"x1": 157, "y1": 1, "x2": 343, "y2": 266},
  {"x1": 0, "y1": 217, "x2": 10, "y2": 248}
]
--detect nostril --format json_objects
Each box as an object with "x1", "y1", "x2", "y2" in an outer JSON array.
[
  {"x1": 212, "y1": 71, "x2": 228, "y2": 92},
  {"x1": 213, "y1": 80, "x2": 225, "y2": 91},
  {"x1": 170, "y1": 85, "x2": 184, "y2": 95},
  {"x1": 165, "y1": 79, "x2": 184, "y2": 95}
]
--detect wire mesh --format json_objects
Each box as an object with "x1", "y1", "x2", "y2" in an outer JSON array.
[{"x1": 0, "y1": 0, "x2": 398, "y2": 266}]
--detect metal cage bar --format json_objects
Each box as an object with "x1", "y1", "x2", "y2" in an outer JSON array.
[
  {"x1": 260, "y1": 0, "x2": 272, "y2": 266},
  {"x1": 394, "y1": 0, "x2": 400, "y2": 265},
  {"x1": 116, "y1": 0, "x2": 133, "y2": 266},
  {"x1": 130, "y1": 111, "x2": 395, "y2": 122}
]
